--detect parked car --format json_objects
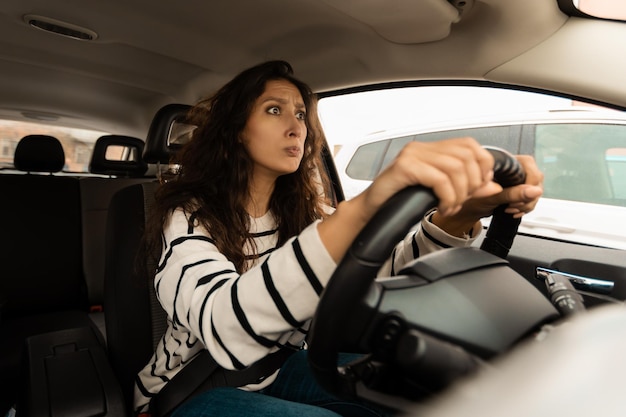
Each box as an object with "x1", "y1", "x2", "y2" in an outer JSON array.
[
  {"x1": 332, "y1": 106, "x2": 626, "y2": 250},
  {"x1": 1, "y1": 0, "x2": 626, "y2": 416}
]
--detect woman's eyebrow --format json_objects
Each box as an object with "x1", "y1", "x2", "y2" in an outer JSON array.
[{"x1": 261, "y1": 96, "x2": 306, "y2": 109}]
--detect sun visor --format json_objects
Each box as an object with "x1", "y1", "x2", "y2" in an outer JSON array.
[{"x1": 321, "y1": 0, "x2": 466, "y2": 44}]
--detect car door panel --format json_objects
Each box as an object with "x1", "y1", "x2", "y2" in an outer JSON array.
[{"x1": 490, "y1": 233, "x2": 626, "y2": 307}]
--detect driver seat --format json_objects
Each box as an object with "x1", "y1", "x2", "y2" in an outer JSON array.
[{"x1": 103, "y1": 104, "x2": 190, "y2": 413}]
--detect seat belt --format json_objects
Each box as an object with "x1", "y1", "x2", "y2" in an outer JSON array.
[{"x1": 151, "y1": 348, "x2": 296, "y2": 417}]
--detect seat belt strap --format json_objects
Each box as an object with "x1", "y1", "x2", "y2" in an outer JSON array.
[{"x1": 151, "y1": 348, "x2": 296, "y2": 417}]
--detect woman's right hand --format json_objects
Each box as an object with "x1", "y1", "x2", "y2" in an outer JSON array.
[
  {"x1": 357, "y1": 138, "x2": 499, "y2": 220},
  {"x1": 319, "y1": 138, "x2": 499, "y2": 262}
]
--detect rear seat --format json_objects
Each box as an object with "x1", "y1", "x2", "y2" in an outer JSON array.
[
  {"x1": 80, "y1": 135, "x2": 150, "y2": 338},
  {"x1": 5, "y1": 107, "x2": 188, "y2": 414},
  {"x1": 0, "y1": 135, "x2": 96, "y2": 414},
  {"x1": 0, "y1": 134, "x2": 152, "y2": 414},
  {"x1": 1, "y1": 135, "x2": 87, "y2": 315}
]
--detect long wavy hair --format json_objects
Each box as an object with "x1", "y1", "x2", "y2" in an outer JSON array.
[{"x1": 141, "y1": 60, "x2": 332, "y2": 274}]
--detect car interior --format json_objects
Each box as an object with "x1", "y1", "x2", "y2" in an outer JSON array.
[{"x1": 1, "y1": 0, "x2": 626, "y2": 416}]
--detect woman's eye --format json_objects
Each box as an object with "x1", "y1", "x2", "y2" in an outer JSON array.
[
  {"x1": 267, "y1": 106, "x2": 280, "y2": 115},
  {"x1": 296, "y1": 111, "x2": 306, "y2": 120}
]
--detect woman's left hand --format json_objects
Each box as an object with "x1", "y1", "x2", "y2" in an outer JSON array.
[
  {"x1": 433, "y1": 155, "x2": 544, "y2": 237},
  {"x1": 465, "y1": 154, "x2": 543, "y2": 218}
]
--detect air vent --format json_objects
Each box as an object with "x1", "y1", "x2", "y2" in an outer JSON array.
[{"x1": 23, "y1": 14, "x2": 98, "y2": 41}]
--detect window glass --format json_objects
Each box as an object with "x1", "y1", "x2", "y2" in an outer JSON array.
[
  {"x1": 0, "y1": 120, "x2": 107, "y2": 173},
  {"x1": 607, "y1": 148, "x2": 626, "y2": 200},
  {"x1": 411, "y1": 126, "x2": 515, "y2": 151},
  {"x1": 347, "y1": 126, "x2": 515, "y2": 181},
  {"x1": 346, "y1": 139, "x2": 390, "y2": 180},
  {"x1": 381, "y1": 136, "x2": 414, "y2": 171},
  {"x1": 536, "y1": 123, "x2": 626, "y2": 207},
  {"x1": 573, "y1": 0, "x2": 626, "y2": 20},
  {"x1": 104, "y1": 144, "x2": 143, "y2": 162}
]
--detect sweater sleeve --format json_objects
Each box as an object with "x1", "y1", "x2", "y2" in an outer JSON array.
[
  {"x1": 155, "y1": 209, "x2": 336, "y2": 370},
  {"x1": 378, "y1": 209, "x2": 483, "y2": 277}
]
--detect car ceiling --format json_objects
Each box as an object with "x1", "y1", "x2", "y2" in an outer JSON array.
[{"x1": 0, "y1": 0, "x2": 623, "y2": 139}]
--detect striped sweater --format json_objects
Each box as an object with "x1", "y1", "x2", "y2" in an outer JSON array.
[{"x1": 134, "y1": 208, "x2": 480, "y2": 412}]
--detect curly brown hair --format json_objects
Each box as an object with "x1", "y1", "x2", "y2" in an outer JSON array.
[{"x1": 141, "y1": 61, "x2": 332, "y2": 274}]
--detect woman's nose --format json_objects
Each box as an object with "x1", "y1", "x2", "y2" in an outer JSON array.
[{"x1": 288, "y1": 116, "x2": 304, "y2": 138}]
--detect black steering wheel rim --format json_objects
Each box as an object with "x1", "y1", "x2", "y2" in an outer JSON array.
[{"x1": 307, "y1": 146, "x2": 526, "y2": 399}]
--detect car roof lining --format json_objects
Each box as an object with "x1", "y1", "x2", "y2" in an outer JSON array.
[{"x1": 0, "y1": 0, "x2": 619, "y2": 137}]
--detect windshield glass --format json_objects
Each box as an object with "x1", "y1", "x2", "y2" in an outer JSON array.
[
  {"x1": 573, "y1": 0, "x2": 626, "y2": 20},
  {"x1": 318, "y1": 85, "x2": 626, "y2": 251}
]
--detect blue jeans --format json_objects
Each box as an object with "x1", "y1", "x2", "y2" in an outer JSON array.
[{"x1": 171, "y1": 351, "x2": 394, "y2": 417}]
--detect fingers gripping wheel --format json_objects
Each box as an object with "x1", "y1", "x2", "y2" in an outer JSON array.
[
  {"x1": 307, "y1": 147, "x2": 526, "y2": 403},
  {"x1": 487, "y1": 146, "x2": 526, "y2": 188}
]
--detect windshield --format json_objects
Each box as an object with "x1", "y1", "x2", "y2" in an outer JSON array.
[
  {"x1": 318, "y1": 85, "x2": 626, "y2": 251},
  {"x1": 573, "y1": 0, "x2": 626, "y2": 20}
]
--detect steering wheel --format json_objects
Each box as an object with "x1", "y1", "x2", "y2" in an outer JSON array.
[{"x1": 307, "y1": 147, "x2": 550, "y2": 405}]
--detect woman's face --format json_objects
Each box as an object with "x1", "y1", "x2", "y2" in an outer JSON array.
[{"x1": 241, "y1": 79, "x2": 307, "y2": 182}]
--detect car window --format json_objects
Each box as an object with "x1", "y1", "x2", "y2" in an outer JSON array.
[
  {"x1": 535, "y1": 123, "x2": 626, "y2": 207},
  {"x1": 0, "y1": 119, "x2": 107, "y2": 173},
  {"x1": 345, "y1": 138, "x2": 391, "y2": 181},
  {"x1": 607, "y1": 148, "x2": 626, "y2": 200},
  {"x1": 347, "y1": 126, "x2": 517, "y2": 181},
  {"x1": 319, "y1": 85, "x2": 626, "y2": 250},
  {"x1": 570, "y1": 0, "x2": 626, "y2": 20}
]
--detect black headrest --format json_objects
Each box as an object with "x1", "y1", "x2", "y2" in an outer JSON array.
[
  {"x1": 143, "y1": 103, "x2": 192, "y2": 164},
  {"x1": 89, "y1": 135, "x2": 148, "y2": 177},
  {"x1": 14, "y1": 135, "x2": 65, "y2": 173}
]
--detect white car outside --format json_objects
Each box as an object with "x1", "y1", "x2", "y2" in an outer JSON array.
[{"x1": 332, "y1": 108, "x2": 626, "y2": 251}]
